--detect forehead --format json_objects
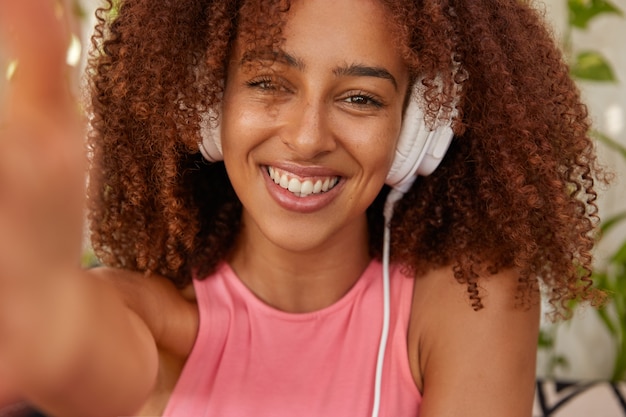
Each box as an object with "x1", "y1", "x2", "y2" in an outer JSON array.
[
  {"x1": 234, "y1": 0, "x2": 406, "y2": 74},
  {"x1": 284, "y1": 0, "x2": 396, "y2": 52}
]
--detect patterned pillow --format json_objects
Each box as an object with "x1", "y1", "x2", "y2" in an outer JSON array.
[
  {"x1": 3, "y1": 380, "x2": 626, "y2": 416},
  {"x1": 534, "y1": 379, "x2": 626, "y2": 416}
]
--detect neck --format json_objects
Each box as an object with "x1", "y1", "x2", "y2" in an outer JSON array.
[{"x1": 228, "y1": 213, "x2": 371, "y2": 313}]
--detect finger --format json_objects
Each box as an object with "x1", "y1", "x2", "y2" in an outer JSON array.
[
  {"x1": 0, "y1": 0, "x2": 79, "y2": 118},
  {"x1": 0, "y1": 0, "x2": 71, "y2": 88}
]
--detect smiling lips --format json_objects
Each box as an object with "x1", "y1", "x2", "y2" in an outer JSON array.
[{"x1": 267, "y1": 166, "x2": 340, "y2": 198}]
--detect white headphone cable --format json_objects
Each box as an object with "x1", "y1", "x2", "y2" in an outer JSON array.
[{"x1": 371, "y1": 187, "x2": 405, "y2": 417}]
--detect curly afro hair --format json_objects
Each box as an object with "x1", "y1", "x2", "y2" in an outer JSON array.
[{"x1": 86, "y1": 0, "x2": 608, "y2": 316}]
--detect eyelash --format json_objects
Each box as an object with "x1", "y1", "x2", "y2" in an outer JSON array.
[
  {"x1": 343, "y1": 92, "x2": 384, "y2": 108},
  {"x1": 246, "y1": 76, "x2": 283, "y2": 91}
]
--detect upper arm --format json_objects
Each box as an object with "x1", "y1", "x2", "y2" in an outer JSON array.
[
  {"x1": 2, "y1": 269, "x2": 161, "y2": 417},
  {"x1": 16, "y1": 268, "x2": 197, "y2": 417},
  {"x1": 411, "y1": 268, "x2": 540, "y2": 417},
  {"x1": 91, "y1": 267, "x2": 199, "y2": 358}
]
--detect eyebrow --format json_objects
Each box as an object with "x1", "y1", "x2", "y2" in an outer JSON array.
[
  {"x1": 333, "y1": 64, "x2": 398, "y2": 90},
  {"x1": 240, "y1": 49, "x2": 398, "y2": 90},
  {"x1": 240, "y1": 49, "x2": 306, "y2": 71}
]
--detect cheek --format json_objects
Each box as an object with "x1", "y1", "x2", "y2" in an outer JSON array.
[
  {"x1": 221, "y1": 98, "x2": 276, "y2": 158},
  {"x1": 221, "y1": 114, "x2": 258, "y2": 164},
  {"x1": 346, "y1": 125, "x2": 400, "y2": 176}
]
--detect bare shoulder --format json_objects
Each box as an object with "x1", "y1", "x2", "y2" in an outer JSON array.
[
  {"x1": 408, "y1": 266, "x2": 540, "y2": 417},
  {"x1": 86, "y1": 267, "x2": 199, "y2": 358}
]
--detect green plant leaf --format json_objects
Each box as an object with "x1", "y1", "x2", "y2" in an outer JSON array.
[
  {"x1": 612, "y1": 321, "x2": 626, "y2": 380},
  {"x1": 550, "y1": 355, "x2": 571, "y2": 372},
  {"x1": 599, "y1": 211, "x2": 626, "y2": 235},
  {"x1": 592, "y1": 130, "x2": 626, "y2": 161},
  {"x1": 538, "y1": 330, "x2": 555, "y2": 348},
  {"x1": 568, "y1": 0, "x2": 623, "y2": 29},
  {"x1": 613, "y1": 348, "x2": 626, "y2": 381},
  {"x1": 571, "y1": 51, "x2": 617, "y2": 81},
  {"x1": 592, "y1": 271, "x2": 609, "y2": 288},
  {"x1": 596, "y1": 304, "x2": 618, "y2": 335},
  {"x1": 610, "y1": 240, "x2": 626, "y2": 264}
]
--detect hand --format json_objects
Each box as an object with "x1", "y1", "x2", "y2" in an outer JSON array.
[
  {"x1": 0, "y1": 0, "x2": 87, "y2": 393},
  {"x1": 0, "y1": 0, "x2": 85, "y2": 279}
]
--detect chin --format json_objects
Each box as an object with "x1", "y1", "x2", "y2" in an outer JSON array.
[{"x1": 263, "y1": 226, "x2": 332, "y2": 255}]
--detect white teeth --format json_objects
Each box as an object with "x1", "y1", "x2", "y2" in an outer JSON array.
[
  {"x1": 300, "y1": 180, "x2": 314, "y2": 196},
  {"x1": 288, "y1": 178, "x2": 301, "y2": 193},
  {"x1": 279, "y1": 174, "x2": 289, "y2": 188},
  {"x1": 267, "y1": 166, "x2": 339, "y2": 197}
]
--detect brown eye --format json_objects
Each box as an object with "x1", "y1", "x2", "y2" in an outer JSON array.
[
  {"x1": 246, "y1": 76, "x2": 293, "y2": 94},
  {"x1": 247, "y1": 77, "x2": 276, "y2": 90},
  {"x1": 344, "y1": 92, "x2": 383, "y2": 108}
]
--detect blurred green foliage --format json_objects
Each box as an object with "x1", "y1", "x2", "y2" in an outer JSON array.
[
  {"x1": 588, "y1": 130, "x2": 626, "y2": 380},
  {"x1": 568, "y1": 0, "x2": 623, "y2": 29},
  {"x1": 539, "y1": 0, "x2": 626, "y2": 381},
  {"x1": 567, "y1": 0, "x2": 623, "y2": 82}
]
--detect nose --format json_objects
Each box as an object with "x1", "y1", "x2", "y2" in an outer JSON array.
[{"x1": 280, "y1": 99, "x2": 337, "y2": 160}]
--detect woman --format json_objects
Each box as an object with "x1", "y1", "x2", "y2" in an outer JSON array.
[{"x1": 0, "y1": 0, "x2": 605, "y2": 416}]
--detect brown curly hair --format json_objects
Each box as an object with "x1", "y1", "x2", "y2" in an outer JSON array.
[{"x1": 86, "y1": 0, "x2": 607, "y2": 316}]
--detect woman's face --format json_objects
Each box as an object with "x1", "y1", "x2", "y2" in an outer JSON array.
[{"x1": 221, "y1": 0, "x2": 409, "y2": 253}]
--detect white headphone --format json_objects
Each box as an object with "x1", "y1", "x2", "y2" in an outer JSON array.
[{"x1": 199, "y1": 83, "x2": 455, "y2": 193}]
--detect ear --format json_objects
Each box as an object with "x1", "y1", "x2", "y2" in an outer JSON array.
[
  {"x1": 198, "y1": 109, "x2": 223, "y2": 162},
  {"x1": 385, "y1": 84, "x2": 456, "y2": 193}
]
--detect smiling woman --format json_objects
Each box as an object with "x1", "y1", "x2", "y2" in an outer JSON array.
[{"x1": 0, "y1": 0, "x2": 608, "y2": 416}]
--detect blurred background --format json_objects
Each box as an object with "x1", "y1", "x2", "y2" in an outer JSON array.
[{"x1": 538, "y1": 0, "x2": 626, "y2": 383}]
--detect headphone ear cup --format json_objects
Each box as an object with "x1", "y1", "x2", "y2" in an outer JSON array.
[
  {"x1": 199, "y1": 111, "x2": 223, "y2": 162},
  {"x1": 385, "y1": 87, "x2": 455, "y2": 193}
]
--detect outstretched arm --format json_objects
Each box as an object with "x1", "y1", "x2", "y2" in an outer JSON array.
[{"x1": 0, "y1": 1, "x2": 159, "y2": 416}]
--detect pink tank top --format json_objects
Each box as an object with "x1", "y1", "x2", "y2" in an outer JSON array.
[{"x1": 163, "y1": 260, "x2": 421, "y2": 416}]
